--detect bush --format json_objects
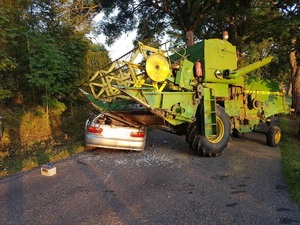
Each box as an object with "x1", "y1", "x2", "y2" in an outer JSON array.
[{"x1": 20, "y1": 106, "x2": 51, "y2": 147}]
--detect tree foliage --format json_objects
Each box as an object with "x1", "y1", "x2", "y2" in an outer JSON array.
[
  {"x1": 0, "y1": 0, "x2": 299, "y2": 112},
  {"x1": 26, "y1": 33, "x2": 71, "y2": 98},
  {"x1": 0, "y1": 0, "x2": 22, "y2": 101},
  {"x1": 265, "y1": 1, "x2": 300, "y2": 111},
  {"x1": 97, "y1": 0, "x2": 221, "y2": 46},
  {"x1": 0, "y1": 0, "x2": 108, "y2": 107},
  {"x1": 85, "y1": 44, "x2": 110, "y2": 78}
]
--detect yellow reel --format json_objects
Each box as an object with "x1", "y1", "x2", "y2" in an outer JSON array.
[{"x1": 146, "y1": 53, "x2": 171, "y2": 82}]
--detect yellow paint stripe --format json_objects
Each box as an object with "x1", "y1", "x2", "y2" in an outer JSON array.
[{"x1": 245, "y1": 90, "x2": 282, "y2": 95}]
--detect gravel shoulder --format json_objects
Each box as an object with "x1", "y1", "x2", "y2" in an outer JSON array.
[{"x1": 1, "y1": 129, "x2": 300, "y2": 225}]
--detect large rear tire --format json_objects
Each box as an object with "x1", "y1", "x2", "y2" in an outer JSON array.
[
  {"x1": 185, "y1": 121, "x2": 198, "y2": 148},
  {"x1": 187, "y1": 105, "x2": 230, "y2": 157},
  {"x1": 185, "y1": 121, "x2": 196, "y2": 142}
]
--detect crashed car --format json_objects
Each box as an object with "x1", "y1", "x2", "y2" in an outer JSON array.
[{"x1": 84, "y1": 112, "x2": 147, "y2": 151}]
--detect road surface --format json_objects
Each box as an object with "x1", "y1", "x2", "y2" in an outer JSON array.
[{"x1": 1, "y1": 129, "x2": 300, "y2": 225}]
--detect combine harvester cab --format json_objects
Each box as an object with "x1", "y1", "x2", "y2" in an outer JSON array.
[{"x1": 80, "y1": 37, "x2": 291, "y2": 157}]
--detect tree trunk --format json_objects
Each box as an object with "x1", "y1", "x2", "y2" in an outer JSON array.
[
  {"x1": 185, "y1": 30, "x2": 194, "y2": 47},
  {"x1": 292, "y1": 67, "x2": 300, "y2": 113},
  {"x1": 294, "y1": 69, "x2": 300, "y2": 138},
  {"x1": 289, "y1": 38, "x2": 300, "y2": 113},
  {"x1": 288, "y1": 38, "x2": 300, "y2": 136}
]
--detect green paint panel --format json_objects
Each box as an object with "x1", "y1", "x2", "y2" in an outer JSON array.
[
  {"x1": 80, "y1": 89, "x2": 131, "y2": 111},
  {"x1": 225, "y1": 100, "x2": 240, "y2": 116},
  {"x1": 143, "y1": 92, "x2": 197, "y2": 119},
  {"x1": 205, "y1": 83, "x2": 229, "y2": 97},
  {"x1": 245, "y1": 77, "x2": 289, "y2": 117},
  {"x1": 203, "y1": 39, "x2": 239, "y2": 84},
  {"x1": 175, "y1": 59, "x2": 195, "y2": 90}
]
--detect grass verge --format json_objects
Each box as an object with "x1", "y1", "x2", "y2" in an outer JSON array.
[
  {"x1": 280, "y1": 116, "x2": 300, "y2": 207},
  {"x1": 0, "y1": 105, "x2": 90, "y2": 177},
  {"x1": 0, "y1": 142, "x2": 85, "y2": 176}
]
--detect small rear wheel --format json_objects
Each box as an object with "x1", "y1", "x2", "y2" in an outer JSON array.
[{"x1": 266, "y1": 126, "x2": 281, "y2": 147}]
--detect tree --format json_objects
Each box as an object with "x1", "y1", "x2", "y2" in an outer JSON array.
[
  {"x1": 0, "y1": 0, "x2": 105, "y2": 106},
  {"x1": 242, "y1": 1, "x2": 300, "y2": 112},
  {"x1": 25, "y1": 0, "x2": 102, "y2": 34},
  {"x1": 202, "y1": 1, "x2": 287, "y2": 77},
  {"x1": 85, "y1": 43, "x2": 111, "y2": 83},
  {"x1": 266, "y1": 0, "x2": 300, "y2": 135},
  {"x1": 97, "y1": 0, "x2": 221, "y2": 47},
  {"x1": 189, "y1": 0, "x2": 298, "y2": 87},
  {"x1": 268, "y1": 1, "x2": 300, "y2": 114},
  {"x1": 26, "y1": 32, "x2": 70, "y2": 100},
  {"x1": 0, "y1": 0, "x2": 22, "y2": 102}
]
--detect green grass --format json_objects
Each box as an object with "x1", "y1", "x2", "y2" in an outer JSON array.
[{"x1": 280, "y1": 116, "x2": 300, "y2": 207}]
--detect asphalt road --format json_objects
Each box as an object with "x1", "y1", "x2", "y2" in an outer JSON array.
[{"x1": 1, "y1": 129, "x2": 300, "y2": 225}]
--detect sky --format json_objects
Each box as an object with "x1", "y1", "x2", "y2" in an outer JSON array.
[
  {"x1": 89, "y1": 13, "x2": 171, "y2": 61},
  {"x1": 89, "y1": 13, "x2": 137, "y2": 61},
  {"x1": 91, "y1": 31, "x2": 137, "y2": 61}
]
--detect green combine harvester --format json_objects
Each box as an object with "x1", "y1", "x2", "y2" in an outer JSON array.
[{"x1": 80, "y1": 37, "x2": 290, "y2": 156}]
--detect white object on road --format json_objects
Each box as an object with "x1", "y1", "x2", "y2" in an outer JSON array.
[{"x1": 41, "y1": 163, "x2": 56, "y2": 176}]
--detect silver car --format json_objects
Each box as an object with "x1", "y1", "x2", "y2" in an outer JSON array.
[{"x1": 84, "y1": 112, "x2": 147, "y2": 151}]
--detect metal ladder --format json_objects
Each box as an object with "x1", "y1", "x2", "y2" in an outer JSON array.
[{"x1": 203, "y1": 88, "x2": 217, "y2": 135}]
